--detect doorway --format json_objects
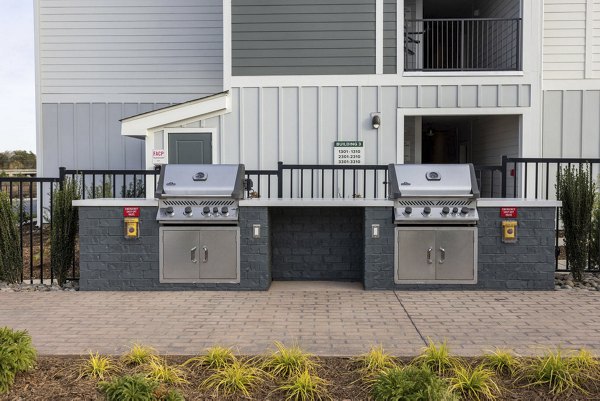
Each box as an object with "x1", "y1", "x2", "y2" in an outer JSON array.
[{"x1": 168, "y1": 133, "x2": 212, "y2": 164}]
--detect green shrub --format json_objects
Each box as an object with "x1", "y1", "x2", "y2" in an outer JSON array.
[
  {"x1": 590, "y1": 198, "x2": 600, "y2": 269},
  {"x1": 0, "y1": 327, "x2": 37, "y2": 394},
  {"x1": 0, "y1": 192, "x2": 22, "y2": 284},
  {"x1": 99, "y1": 374, "x2": 158, "y2": 401},
  {"x1": 557, "y1": 165, "x2": 596, "y2": 281},
  {"x1": 50, "y1": 178, "x2": 80, "y2": 286},
  {"x1": 371, "y1": 365, "x2": 456, "y2": 401}
]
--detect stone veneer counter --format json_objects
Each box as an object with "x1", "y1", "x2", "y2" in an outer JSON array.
[{"x1": 74, "y1": 198, "x2": 560, "y2": 291}]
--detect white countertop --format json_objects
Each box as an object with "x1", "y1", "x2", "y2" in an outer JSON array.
[
  {"x1": 476, "y1": 198, "x2": 561, "y2": 207},
  {"x1": 73, "y1": 198, "x2": 159, "y2": 207},
  {"x1": 73, "y1": 197, "x2": 561, "y2": 208}
]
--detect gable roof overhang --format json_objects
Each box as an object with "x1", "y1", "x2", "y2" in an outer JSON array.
[{"x1": 120, "y1": 91, "x2": 230, "y2": 138}]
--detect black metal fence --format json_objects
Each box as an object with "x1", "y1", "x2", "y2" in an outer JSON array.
[
  {"x1": 405, "y1": 18, "x2": 522, "y2": 71},
  {"x1": 3, "y1": 157, "x2": 597, "y2": 283},
  {"x1": 501, "y1": 156, "x2": 600, "y2": 273}
]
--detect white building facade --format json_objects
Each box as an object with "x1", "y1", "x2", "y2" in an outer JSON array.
[{"x1": 34, "y1": 0, "x2": 598, "y2": 191}]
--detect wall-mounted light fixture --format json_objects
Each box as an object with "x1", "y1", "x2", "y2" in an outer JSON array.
[{"x1": 371, "y1": 112, "x2": 381, "y2": 129}]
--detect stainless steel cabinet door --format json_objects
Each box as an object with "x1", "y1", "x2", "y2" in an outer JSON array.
[
  {"x1": 396, "y1": 229, "x2": 436, "y2": 281},
  {"x1": 162, "y1": 230, "x2": 200, "y2": 280},
  {"x1": 435, "y1": 229, "x2": 475, "y2": 281},
  {"x1": 198, "y1": 229, "x2": 238, "y2": 280}
]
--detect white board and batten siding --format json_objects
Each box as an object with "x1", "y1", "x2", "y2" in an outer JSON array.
[{"x1": 38, "y1": 0, "x2": 223, "y2": 103}]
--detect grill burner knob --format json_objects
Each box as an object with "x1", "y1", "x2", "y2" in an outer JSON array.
[
  {"x1": 221, "y1": 206, "x2": 229, "y2": 215},
  {"x1": 423, "y1": 206, "x2": 431, "y2": 215},
  {"x1": 203, "y1": 206, "x2": 210, "y2": 215},
  {"x1": 442, "y1": 206, "x2": 450, "y2": 215},
  {"x1": 461, "y1": 207, "x2": 469, "y2": 215},
  {"x1": 452, "y1": 207, "x2": 459, "y2": 214},
  {"x1": 184, "y1": 206, "x2": 193, "y2": 216},
  {"x1": 213, "y1": 207, "x2": 219, "y2": 214},
  {"x1": 165, "y1": 206, "x2": 174, "y2": 215},
  {"x1": 404, "y1": 206, "x2": 412, "y2": 215}
]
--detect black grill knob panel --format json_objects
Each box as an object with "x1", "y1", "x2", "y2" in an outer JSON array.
[
  {"x1": 213, "y1": 207, "x2": 219, "y2": 214},
  {"x1": 423, "y1": 206, "x2": 431, "y2": 215},
  {"x1": 404, "y1": 206, "x2": 412, "y2": 215},
  {"x1": 442, "y1": 206, "x2": 450, "y2": 215},
  {"x1": 461, "y1": 206, "x2": 469, "y2": 215},
  {"x1": 203, "y1": 206, "x2": 210, "y2": 214},
  {"x1": 221, "y1": 206, "x2": 229, "y2": 215},
  {"x1": 452, "y1": 207, "x2": 459, "y2": 214},
  {"x1": 184, "y1": 206, "x2": 193, "y2": 215},
  {"x1": 165, "y1": 206, "x2": 174, "y2": 215}
]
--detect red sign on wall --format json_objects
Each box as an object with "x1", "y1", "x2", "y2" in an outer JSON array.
[
  {"x1": 123, "y1": 207, "x2": 140, "y2": 217},
  {"x1": 500, "y1": 207, "x2": 518, "y2": 218}
]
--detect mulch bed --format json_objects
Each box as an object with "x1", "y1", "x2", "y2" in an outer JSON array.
[{"x1": 1, "y1": 356, "x2": 599, "y2": 401}]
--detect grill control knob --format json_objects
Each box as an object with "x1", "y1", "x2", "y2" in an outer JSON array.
[
  {"x1": 404, "y1": 206, "x2": 412, "y2": 215},
  {"x1": 423, "y1": 206, "x2": 431, "y2": 215},
  {"x1": 221, "y1": 206, "x2": 229, "y2": 215},
  {"x1": 184, "y1": 206, "x2": 193, "y2": 216},
  {"x1": 452, "y1": 207, "x2": 459, "y2": 214},
  {"x1": 442, "y1": 206, "x2": 450, "y2": 215},
  {"x1": 461, "y1": 207, "x2": 469, "y2": 215},
  {"x1": 203, "y1": 206, "x2": 210, "y2": 215},
  {"x1": 165, "y1": 206, "x2": 174, "y2": 216},
  {"x1": 213, "y1": 207, "x2": 219, "y2": 214}
]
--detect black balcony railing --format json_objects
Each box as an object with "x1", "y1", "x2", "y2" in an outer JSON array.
[{"x1": 405, "y1": 18, "x2": 522, "y2": 71}]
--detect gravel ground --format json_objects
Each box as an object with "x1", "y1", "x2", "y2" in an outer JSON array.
[
  {"x1": 0, "y1": 280, "x2": 78, "y2": 292},
  {"x1": 555, "y1": 272, "x2": 600, "y2": 291}
]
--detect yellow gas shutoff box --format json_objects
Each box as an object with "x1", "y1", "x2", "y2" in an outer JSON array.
[
  {"x1": 502, "y1": 220, "x2": 517, "y2": 243},
  {"x1": 123, "y1": 207, "x2": 140, "y2": 239}
]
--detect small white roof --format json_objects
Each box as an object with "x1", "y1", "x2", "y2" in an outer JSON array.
[{"x1": 121, "y1": 91, "x2": 230, "y2": 137}]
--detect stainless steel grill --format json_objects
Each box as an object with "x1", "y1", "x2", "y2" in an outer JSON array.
[
  {"x1": 388, "y1": 164, "x2": 479, "y2": 284},
  {"x1": 388, "y1": 164, "x2": 479, "y2": 225},
  {"x1": 155, "y1": 164, "x2": 245, "y2": 224}
]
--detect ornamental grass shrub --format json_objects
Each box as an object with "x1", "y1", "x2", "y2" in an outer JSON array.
[
  {"x1": 370, "y1": 365, "x2": 456, "y2": 401},
  {"x1": 557, "y1": 165, "x2": 596, "y2": 281},
  {"x1": 0, "y1": 192, "x2": 22, "y2": 284},
  {"x1": 50, "y1": 178, "x2": 80, "y2": 286},
  {"x1": 0, "y1": 327, "x2": 37, "y2": 394}
]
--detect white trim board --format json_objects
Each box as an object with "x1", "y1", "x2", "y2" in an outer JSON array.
[
  {"x1": 543, "y1": 80, "x2": 600, "y2": 91},
  {"x1": 121, "y1": 93, "x2": 230, "y2": 136},
  {"x1": 400, "y1": 107, "x2": 526, "y2": 116}
]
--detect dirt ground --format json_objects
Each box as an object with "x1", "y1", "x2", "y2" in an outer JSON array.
[{"x1": 1, "y1": 356, "x2": 598, "y2": 401}]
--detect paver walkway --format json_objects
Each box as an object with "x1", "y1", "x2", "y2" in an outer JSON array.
[{"x1": 0, "y1": 289, "x2": 599, "y2": 356}]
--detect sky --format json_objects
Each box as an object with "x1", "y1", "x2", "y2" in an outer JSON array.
[{"x1": 0, "y1": 0, "x2": 36, "y2": 152}]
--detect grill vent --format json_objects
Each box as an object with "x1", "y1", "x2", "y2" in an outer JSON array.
[
  {"x1": 163, "y1": 200, "x2": 236, "y2": 206},
  {"x1": 396, "y1": 200, "x2": 471, "y2": 206}
]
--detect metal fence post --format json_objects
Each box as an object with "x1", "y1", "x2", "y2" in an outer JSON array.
[
  {"x1": 277, "y1": 161, "x2": 283, "y2": 198},
  {"x1": 501, "y1": 155, "x2": 508, "y2": 198},
  {"x1": 58, "y1": 167, "x2": 66, "y2": 190}
]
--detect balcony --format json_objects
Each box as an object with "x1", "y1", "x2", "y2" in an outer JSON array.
[{"x1": 404, "y1": 18, "x2": 522, "y2": 72}]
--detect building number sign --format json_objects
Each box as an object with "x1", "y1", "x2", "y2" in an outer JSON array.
[{"x1": 334, "y1": 141, "x2": 364, "y2": 165}]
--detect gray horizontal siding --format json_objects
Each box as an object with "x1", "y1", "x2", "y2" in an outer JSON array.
[
  {"x1": 232, "y1": 0, "x2": 376, "y2": 76},
  {"x1": 383, "y1": 0, "x2": 396, "y2": 74},
  {"x1": 38, "y1": 0, "x2": 223, "y2": 102}
]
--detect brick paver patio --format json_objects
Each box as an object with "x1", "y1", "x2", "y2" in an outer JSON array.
[{"x1": 1, "y1": 289, "x2": 599, "y2": 356}]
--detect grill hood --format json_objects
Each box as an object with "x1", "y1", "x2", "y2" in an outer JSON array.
[
  {"x1": 155, "y1": 164, "x2": 245, "y2": 199},
  {"x1": 388, "y1": 164, "x2": 480, "y2": 199}
]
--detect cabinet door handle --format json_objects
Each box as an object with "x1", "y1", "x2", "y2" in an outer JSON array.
[
  {"x1": 190, "y1": 247, "x2": 197, "y2": 264},
  {"x1": 202, "y1": 246, "x2": 208, "y2": 263},
  {"x1": 427, "y1": 247, "x2": 433, "y2": 264},
  {"x1": 439, "y1": 247, "x2": 446, "y2": 264}
]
